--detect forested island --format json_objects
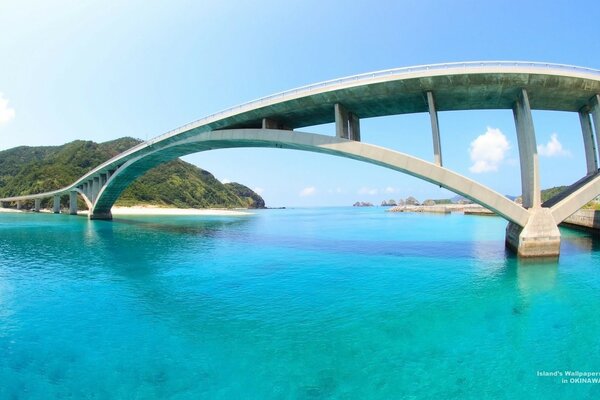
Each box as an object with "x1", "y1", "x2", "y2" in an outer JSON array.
[{"x1": 0, "y1": 137, "x2": 265, "y2": 209}]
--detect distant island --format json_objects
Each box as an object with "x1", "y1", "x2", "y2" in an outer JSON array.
[
  {"x1": 354, "y1": 189, "x2": 599, "y2": 210},
  {"x1": 0, "y1": 137, "x2": 265, "y2": 210}
]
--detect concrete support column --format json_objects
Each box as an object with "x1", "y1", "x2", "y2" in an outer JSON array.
[
  {"x1": 262, "y1": 118, "x2": 290, "y2": 130},
  {"x1": 92, "y1": 177, "x2": 100, "y2": 202},
  {"x1": 579, "y1": 108, "x2": 598, "y2": 175},
  {"x1": 100, "y1": 173, "x2": 107, "y2": 188},
  {"x1": 335, "y1": 103, "x2": 360, "y2": 141},
  {"x1": 34, "y1": 199, "x2": 41, "y2": 212},
  {"x1": 53, "y1": 195, "x2": 61, "y2": 213},
  {"x1": 512, "y1": 89, "x2": 541, "y2": 209},
  {"x1": 16, "y1": 201, "x2": 22, "y2": 210},
  {"x1": 427, "y1": 91, "x2": 443, "y2": 166},
  {"x1": 334, "y1": 103, "x2": 349, "y2": 139},
  {"x1": 83, "y1": 182, "x2": 88, "y2": 198},
  {"x1": 590, "y1": 95, "x2": 600, "y2": 167},
  {"x1": 349, "y1": 113, "x2": 361, "y2": 141},
  {"x1": 507, "y1": 89, "x2": 559, "y2": 257},
  {"x1": 69, "y1": 191, "x2": 78, "y2": 215}
]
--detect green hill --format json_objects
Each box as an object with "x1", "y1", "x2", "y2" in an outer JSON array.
[{"x1": 0, "y1": 137, "x2": 265, "y2": 209}]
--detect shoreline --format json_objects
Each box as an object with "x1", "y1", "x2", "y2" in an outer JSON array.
[
  {"x1": 0, "y1": 205, "x2": 252, "y2": 216},
  {"x1": 110, "y1": 206, "x2": 251, "y2": 216}
]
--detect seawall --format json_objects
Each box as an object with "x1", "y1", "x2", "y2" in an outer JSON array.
[{"x1": 562, "y1": 209, "x2": 600, "y2": 234}]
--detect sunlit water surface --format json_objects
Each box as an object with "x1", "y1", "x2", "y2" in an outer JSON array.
[{"x1": 1, "y1": 208, "x2": 599, "y2": 399}]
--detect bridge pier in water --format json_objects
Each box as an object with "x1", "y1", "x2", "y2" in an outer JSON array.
[
  {"x1": 53, "y1": 195, "x2": 60, "y2": 213},
  {"x1": 506, "y1": 209, "x2": 561, "y2": 257},
  {"x1": 69, "y1": 191, "x2": 78, "y2": 215},
  {"x1": 89, "y1": 212, "x2": 112, "y2": 220},
  {"x1": 505, "y1": 88, "x2": 561, "y2": 257}
]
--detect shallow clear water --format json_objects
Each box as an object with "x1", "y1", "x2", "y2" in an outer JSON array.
[{"x1": 1, "y1": 208, "x2": 600, "y2": 399}]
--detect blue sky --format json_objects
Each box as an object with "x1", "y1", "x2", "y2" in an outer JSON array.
[{"x1": 0, "y1": 1, "x2": 599, "y2": 207}]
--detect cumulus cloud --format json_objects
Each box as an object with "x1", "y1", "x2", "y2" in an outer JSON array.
[
  {"x1": 469, "y1": 127, "x2": 510, "y2": 173},
  {"x1": 299, "y1": 186, "x2": 316, "y2": 196},
  {"x1": 358, "y1": 187, "x2": 378, "y2": 196},
  {"x1": 0, "y1": 93, "x2": 15, "y2": 125},
  {"x1": 537, "y1": 133, "x2": 571, "y2": 157},
  {"x1": 220, "y1": 178, "x2": 231, "y2": 184},
  {"x1": 253, "y1": 187, "x2": 264, "y2": 195},
  {"x1": 384, "y1": 186, "x2": 396, "y2": 194}
]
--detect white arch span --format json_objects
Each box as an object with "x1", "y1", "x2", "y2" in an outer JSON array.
[{"x1": 92, "y1": 129, "x2": 530, "y2": 226}]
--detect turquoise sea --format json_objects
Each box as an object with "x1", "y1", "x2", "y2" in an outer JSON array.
[{"x1": 1, "y1": 207, "x2": 599, "y2": 399}]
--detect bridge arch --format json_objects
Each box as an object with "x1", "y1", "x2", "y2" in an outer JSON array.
[{"x1": 91, "y1": 129, "x2": 530, "y2": 226}]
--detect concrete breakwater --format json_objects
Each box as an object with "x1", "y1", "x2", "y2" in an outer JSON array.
[
  {"x1": 388, "y1": 204, "x2": 599, "y2": 234},
  {"x1": 562, "y1": 209, "x2": 600, "y2": 233},
  {"x1": 387, "y1": 204, "x2": 492, "y2": 215}
]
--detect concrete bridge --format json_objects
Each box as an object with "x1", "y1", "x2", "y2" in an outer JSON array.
[{"x1": 2, "y1": 61, "x2": 600, "y2": 257}]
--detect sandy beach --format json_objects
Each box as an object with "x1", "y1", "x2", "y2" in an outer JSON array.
[
  {"x1": 110, "y1": 206, "x2": 251, "y2": 216},
  {"x1": 0, "y1": 205, "x2": 252, "y2": 216}
]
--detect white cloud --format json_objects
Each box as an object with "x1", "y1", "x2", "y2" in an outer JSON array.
[
  {"x1": 0, "y1": 93, "x2": 15, "y2": 125},
  {"x1": 537, "y1": 133, "x2": 571, "y2": 157},
  {"x1": 358, "y1": 187, "x2": 378, "y2": 196},
  {"x1": 469, "y1": 127, "x2": 510, "y2": 173},
  {"x1": 384, "y1": 186, "x2": 396, "y2": 194},
  {"x1": 299, "y1": 186, "x2": 316, "y2": 196},
  {"x1": 253, "y1": 187, "x2": 264, "y2": 195},
  {"x1": 221, "y1": 178, "x2": 231, "y2": 184}
]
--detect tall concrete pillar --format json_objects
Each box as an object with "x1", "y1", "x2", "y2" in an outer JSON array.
[
  {"x1": 507, "y1": 89, "x2": 559, "y2": 257},
  {"x1": 427, "y1": 91, "x2": 443, "y2": 166},
  {"x1": 69, "y1": 191, "x2": 78, "y2": 215},
  {"x1": 590, "y1": 94, "x2": 600, "y2": 167},
  {"x1": 34, "y1": 198, "x2": 41, "y2": 212},
  {"x1": 579, "y1": 108, "x2": 598, "y2": 175},
  {"x1": 349, "y1": 113, "x2": 361, "y2": 141},
  {"x1": 83, "y1": 182, "x2": 88, "y2": 198},
  {"x1": 16, "y1": 201, "x2": 22, "y2": 210},
  {"x1": 334, "y1": 103, "x2": 349, "y2": 139},
  {"x1": 92, "y1": 177, "x2": 100, "y2": 202},
  {"x1": 512, "y1": 89, "x2": 541, "y2": 209},
  {"x1": 53, "y1": 195, "x2": 61, "y2": 213}
]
